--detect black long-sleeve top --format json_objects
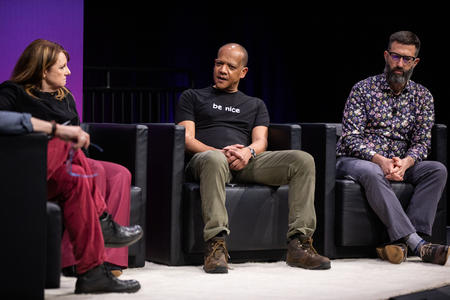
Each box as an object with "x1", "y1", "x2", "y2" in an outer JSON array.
[{"x1": 0, "y1": 80, "x2": 80, "y2": 125}]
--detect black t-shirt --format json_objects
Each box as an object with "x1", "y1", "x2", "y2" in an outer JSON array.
[
  {"x1": 175, "y1": 86, "x2": 270, "y2": 149},
  {"x1": 0, "y1": 80, "x2": 80, "y2": 125}
]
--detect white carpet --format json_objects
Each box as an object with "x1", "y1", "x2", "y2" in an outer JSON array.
[{"x1": 45, "y1": 257, "x2": 450, "y2": 300}]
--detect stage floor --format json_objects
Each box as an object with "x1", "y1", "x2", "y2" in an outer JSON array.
[{"x1": 45, "y1": 256, "x2": 450, "y2": 300}]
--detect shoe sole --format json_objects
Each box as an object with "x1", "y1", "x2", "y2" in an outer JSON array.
[
  {"x1": 203, "y1": 266, "x2": 228, "y2": 273},
  {"x1": 75, "y1": 282, "x2": 141, "y2": 294},
  {"x1": 287, "y1": 261, "x2": 331, "y2": 270},
  {"x1": 445, "y1": 247, "x2": 450, "y2": 265},
  {"x1": 105, "y1": 231, "x2": 144, "y2": 248},
  {"x1": 376, "y1": 247, "x2": 387, "y2": 260},
  {"x1": 377, "y1": 245, "x2": 405, "y2": 264},
  {"x1": 75, "y1": 285, "x2": 140, "y2": 294},
  {"x1": 436, "y1": 246, "x2": 450, "y2": 266}
]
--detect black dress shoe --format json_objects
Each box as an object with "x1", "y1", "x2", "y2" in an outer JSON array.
[
  {"x1": 100, "y1": 213, "x2": 143, "y2": 248},
  {"x1": 75, "y1": 263, "x2": 140, "y2": 294}
]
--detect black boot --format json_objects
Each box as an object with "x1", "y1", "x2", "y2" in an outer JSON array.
[
  {"x1": 100, "y1": 213, "x2": 143, "y2": 248},
  {"x1": 75, "y1": 263, "x2": 140, "y2": 294}
]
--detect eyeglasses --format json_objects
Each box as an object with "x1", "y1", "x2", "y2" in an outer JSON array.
[
  {"x1": 388, "y1": 51, "x2": 416, "y2": 65},
  {"x1": 65, "y1": 143, "x2": 103, "y2": 178}
]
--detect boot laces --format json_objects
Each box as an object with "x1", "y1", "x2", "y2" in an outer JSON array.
[
  {"x1": 419, "y1": 243, "x2": 433, "y2": 258},
  {"x1": 208, "y1": 239, "x2": 230, "y2": 260},
  {"x1": 300, "y1": 238, "x2": 318, "y2": 255}
]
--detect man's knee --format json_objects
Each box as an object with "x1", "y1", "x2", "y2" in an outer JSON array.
[
  {"x1": 198, "y1": 150, "x2": 228, "y2": 172},
  {"x1": 432, "y1": 161, "x2": 447, "y2": 178},
  {"x1": 339, "y1": 158, "x2": 385, "y2": 184},
  {"x1": 425, "y1": 161, "x2": 448, "y2": 182},
  {"x1": 288, "y1": 150, "x2": 315, "y2": 177},
  {"x1": 359, "y1": 166, "x2": 386, "y2": 186},
  {"x1": 201, "y1": 150, "x2": 227, "y2": 163},
  {"x1": 292, "y1": 150, "x2": 315, "y2": 169}
]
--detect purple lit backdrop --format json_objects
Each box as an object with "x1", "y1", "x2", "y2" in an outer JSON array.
[{"x1": 0, "y1": 0, "x2": 83, "y2": 120}]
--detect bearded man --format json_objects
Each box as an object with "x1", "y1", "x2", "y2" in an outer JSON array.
[{"x1": 336, "y1": 31, "x2": 449, "y2": 265}]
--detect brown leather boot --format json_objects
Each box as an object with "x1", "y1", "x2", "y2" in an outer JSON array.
[
  {"x1": 203, "y1": 236, "x2": 229, "y2": 273},
  {"x1": 376, "y1": 243, "x2": 408, "y2": 264},
  {"x1": 286, "y1": 237, "x2": 331, "y2": 270},
  {"x1": 420, "y1": 243, "x2": 450, "y2": 265}
]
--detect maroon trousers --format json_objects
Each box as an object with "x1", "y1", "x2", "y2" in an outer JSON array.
[
  {"x1": 60, "y1": 158, "x2": 132, "y2": 269},
  {"x1": 47, "y1": 138, "x2": 105, "y2": 274}
]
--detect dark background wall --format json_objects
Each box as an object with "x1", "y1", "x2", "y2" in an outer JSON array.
[
  {"x1": 84, "y1": 6, "x2": 449, "y2": 224},
  {"x1": 83, "y1": 6, "x2": 449, "y2": 126}
]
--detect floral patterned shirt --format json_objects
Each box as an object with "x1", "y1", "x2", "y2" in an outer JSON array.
[{"x1": 336, "y1": 73, "x2": 434, "y2": 162}]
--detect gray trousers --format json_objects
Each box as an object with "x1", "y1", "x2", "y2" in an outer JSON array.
[
  {"x1": 336, "y1": 156, "x2": 447, "y2": 241},
  {"x1": 186, "y1": 150, "x2": 316, "y2": 242}
]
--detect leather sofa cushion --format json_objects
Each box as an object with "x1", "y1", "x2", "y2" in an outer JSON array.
[
  {"x1": 46, "y1": 202, "x2": 62, "y2": 289},
  {"x1": 183, "y1": 183, "x2": 289, "y2": 254},
  {"x1": 335, "y1": 179, "x2": 414, "y2": 246}
]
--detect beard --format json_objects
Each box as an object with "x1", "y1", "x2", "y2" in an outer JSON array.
[{"x1": 384, "y1": 63, "x2": 415, "y2": 88}]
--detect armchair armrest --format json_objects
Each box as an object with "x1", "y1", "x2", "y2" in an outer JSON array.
[
  {"x1": 299, "y1": 123, "x2": 341, "y2": 257},
  {"x1": 268, "y1": 123, "x2": 301, "y2": 150},
  {"x1": 430, "y1": 124, "x2": 447, "y2": 166},
  {"x1": 81, "y1": 122, "x2": 149, "y2": 267},
  {"x1": 430, "y1": 124, "x2": 448, "y2": 240},
  {"x1": 80, "y1": 123, "x2": 148, "y2": 191},
  {"x1": 0, "y1": 133, "x2": 47, "y2": 298},
  {"x1": 143, "y1": 123, "x2": 186, "y2": 265}
]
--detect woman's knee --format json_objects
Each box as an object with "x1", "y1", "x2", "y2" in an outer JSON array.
[
  {"x1": 66, "y1": 164, "x2": 88, "y2": 189},
  {"x1": 115, "y1": 163, "x2": 132, "y2": 182},
  {"x1": 87, "y1": 158, "x2": 105, "y2": 177},
  {"x1": 99, "y1": 160, "x2": 131, "y2": 184}
]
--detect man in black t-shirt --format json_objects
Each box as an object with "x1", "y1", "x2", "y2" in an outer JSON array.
[{"x1": 175, "y1": 43, "x2": 330, "y2": 273}]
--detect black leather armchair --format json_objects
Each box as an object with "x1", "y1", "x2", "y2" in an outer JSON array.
[
  {"x1": 300, "y1": 123, "x2": 447, "y2": 259},
  {"x1": 0, "y1": 133, "x2": 48, "y2": 299},
  {"x1": 145, "y1": 123, "x2": 301, "y2": 266},
  {"x1": 81, "y1": 123, "x2": 148, "y2": 267},
  {"x1": 0, "y1": 123, "x2": 148, "y2": 298}
]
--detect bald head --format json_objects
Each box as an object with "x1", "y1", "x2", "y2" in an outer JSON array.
[
  {"x1": 218, "y1": 43, "x2": 248, "y2": 67},
  {"x1": 213, "y1": 43, "x2": 249, "y2": 92}
]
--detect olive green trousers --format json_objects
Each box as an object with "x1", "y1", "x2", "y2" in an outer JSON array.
[{"x1": 186, "y1": 150, "x2": 316, "y2": 242}]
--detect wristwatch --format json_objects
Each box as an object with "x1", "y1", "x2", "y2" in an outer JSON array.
[{"x1": 247, "y1": 146, "x2": 256, "y2": 159}]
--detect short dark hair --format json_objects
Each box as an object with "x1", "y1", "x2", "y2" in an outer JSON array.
[{"x1": 388, "y1": 31, "x2": 421, "y2": 56}]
